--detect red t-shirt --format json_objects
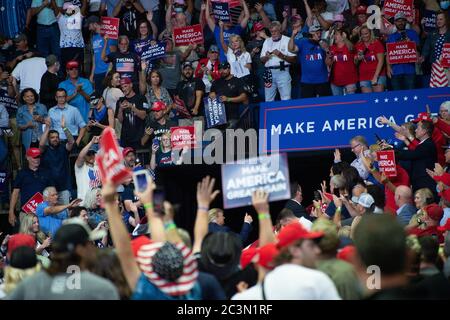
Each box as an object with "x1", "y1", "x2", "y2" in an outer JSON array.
[
  {"x1": 384, "y1": 165, "x2": 410, "y2": 214},
  {"x1": 330, "y1": 44, "x2": 358, "y2": 86},
  {"x1": 355, "y1": 40, "x2": 386, "y2": 81}
]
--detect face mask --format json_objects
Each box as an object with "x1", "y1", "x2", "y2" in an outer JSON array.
[{"x1": 440, "y1": 1, "x2": 450, "y2": 9}]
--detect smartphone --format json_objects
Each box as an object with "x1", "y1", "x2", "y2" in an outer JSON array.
[
  {"x1": 152, "y1": 137, "x2": 159, "y2": 148},
  {"x1": 133, "y1": 169, "x2": 151, "y2": 193},
  {"x1": 153, "y1": 186, "x2": 165, "y2": 214}
]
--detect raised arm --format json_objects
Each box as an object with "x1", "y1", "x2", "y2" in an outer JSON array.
[
  {"x1": 239, "y1": 0, "x2": 250, "y2": 29},
  {"x1": 132, "y1": 0, "x2": 145, "y2": 13},
  {"x1": 255, "y1": 2, "x2": 271, "y2": 28},
  {"x1": 192, "y1": 176, "x2": 220, "y2": 254},
  {"x1": 146, "y1": 11, "x2": 158, "y2": 39},
  {"x1": 252, "y1": 190, "x2": 275, "y2": 247},
  {"x1": 205, "y1": 0, "x2": 217, "y2": 32},
  {"x1": 218, "y1": 22, "x2": 228, "y2": 53},
  {"x1": 75, "y1": 135, "x2": 99, "y2": 167},
  {"x1": 303, "y1": 0, "x2": 314, "y2": 26},
  {"x1": 112, "y1": 0, "x2": 124, "y2": 17}
]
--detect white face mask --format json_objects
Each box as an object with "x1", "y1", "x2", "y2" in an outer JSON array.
[{"x1": 440, "y1": 0, "x2": 450, "y2": 9}]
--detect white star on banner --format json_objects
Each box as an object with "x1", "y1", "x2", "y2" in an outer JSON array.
[
  {"x1": 375, "y1": 99, "x2": 379, "y2": 103},
  {"x1": 413, "y1": 96, "x2": 418, "y2": 100},
  {"x1": 404, "y1": 96, "x2": 408, "y2": 101},
  {"x1": 394, "y1": 97, "x2": 398, "y2": 102},
  {"x1": 384, "y1": 98, "x2": 389, "y2": 102}
]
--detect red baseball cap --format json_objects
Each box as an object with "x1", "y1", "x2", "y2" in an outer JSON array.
[
  {"x1": 258, "y1": 243, "x2": 279, "y2": 270},
  {"x1": 151, "y1": 101, "x2": 166, "y2": 112},
  {"x1": 66, "y1": 60, "x2": 79, "y2": 69},
  {"x1": 252, "y1": 22, "x2": 264, "y2": 33},
  {"x1": 438, "y1": 219, "x2": 450, "y2": 232},
  {"x1": 240, "y1": 247, "x2": 258, "y2": 269},
  {"x1": 122, "y1": 147, "x2": 135, "y2": 157},
  {"x1": 7, "y1": 234, "x2": 36, "y2": 259},
  {"x1": 26, "y1": 147, "x2": 41, "y2": 158},
  {"x1": 412, "y1": 112, "x2": 432, "y2": 123},
  {"x1": 337, "y1": 245, "x2": 357, "y2": 263},
  {"x1": 277, "y1": 222, "x2": 324, "y2": 249},
  {"x1": 424, "y1": 203, "x2": 444, "y2": 222},
  {"x1": 356, "y1": 5, "x2": 367, "y2": 15},
  {"x1": 120, "y1": 77, "x2": 132, "y2": 85}
]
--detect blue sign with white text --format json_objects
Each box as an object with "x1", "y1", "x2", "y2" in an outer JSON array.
[{"x1": 259, "y1": 88, "x2": 450, "y2": 153}]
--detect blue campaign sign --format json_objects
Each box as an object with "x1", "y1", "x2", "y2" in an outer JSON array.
[
  {"x1": 140, "y1": 43, "x2": 166, "y2": 62},
  {"x1": 259, "y1": 88, "x2": 450, "y2": 153},
  {"x1": 0, "y1": 89, "x2": 18, "y2": 112},
  {"x1": 212, "y1": 1, "x2": 231, "y2": 22},
  {"x1": 221, "y1": 153, "x2": 291, "y2": 209},
  {"x1": 204, "y1": 97, "x2": 227, "y2": 128}
]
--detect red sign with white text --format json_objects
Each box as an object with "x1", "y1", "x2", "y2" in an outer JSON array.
[
  {"x1": 442, "y1": 44, "x2": 450, "y2": 68},
  {"x1": 100, "y1": 17, "x2": 120, "y2": 39},
  {"x1": 22, "y1": 192, "x2": 44, "y2": 214},
  {"x1": 383, "y1": 0, "x2": 414, "y2": 19},
  {"x1": 377, "y1": 150, "x2": 397, "y2": 177},
  {"x1": 96, "y1": 128, "x2": 132, "y2": 185},
  {"x1": 170, "y1": 126, "x2": 198, "y2": 150},
  {"x1": 173, "y1": 24, "x2": 204, "y2": 47},
  {"x1": 387, "y1": 41, "x2": 417, "y2": 64}
]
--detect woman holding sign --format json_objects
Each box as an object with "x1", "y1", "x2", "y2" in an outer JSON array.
[
  {"x1": 132, "y1": 12, "x2": 158, "y2": 56},
  {"x1": 150, "y1": 132, "x2": 175, "y2": 170}
]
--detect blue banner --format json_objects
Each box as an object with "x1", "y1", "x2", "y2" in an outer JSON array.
[
  {"x1": 221, "y1": 153, "x2": 291, "y2": 209},
  {"x1": 204, "y1": 97, "x2": 227, "y2": 128},
  {"x1": 140, "y1": 43, "x2": 166, "y2": 62},
  {"x1": 212, "y1": 2, "x2": 231, "y2": 22},
  {"x1": 259, "y1": 88, "x2": 450, "y2": 153},
  {"x1": 0, "y1": 89, "x2": 18, "y2": 111}
]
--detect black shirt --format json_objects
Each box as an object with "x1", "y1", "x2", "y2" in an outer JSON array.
[
  {"x1": 144, "y1": 117, "x2": 177, "y2": 142},
  {"x1": 176, "y1": 77, "x2": 206, "y2": 114},
  {"x1": 13, "y1": 167, "x2": 54, "y2": 207},
  {"x1": 116, "y1": 7, "x2": 145, "y2": 40},
  {"x1": 40, "y1": 71, "x2": 61, "y2": 110},
  {"x1": 210, "y1": 76, "x2": 246, "y2": 121},
  {"x1": 115, "y1": 94, "x2": 149, "y2": 147},
  {"x1": 40, "y1": 143, "x2": 71, "y2": 192},
  {"x1": 106, "y1": 51, "x2": 141, "y2": 85}
]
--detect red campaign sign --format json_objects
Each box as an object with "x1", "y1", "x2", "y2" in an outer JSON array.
[
  {"x1": 173, "y1": 24, "x2": 204, "y2": 47},
  {"x1": 96, "y1": 127, "x2": 132, "y2": 185},
  {"x1": 100, "y1": 17, "x2": 120, "y2": 40},
  {"x1": 377, "y1": 150, "x2": 397, "y2": 177},
  {"x1": 383, "y1": 0, "x2": 414, "y2": 19},
  {"x1": 387, "y1": 41, "x2": 417, "y2": 64},
  {"x1": 170, "y1": 126, "x2": 198, "y2": 150},
  {"x1": 442, "y1": 44, "x2": 450, "y2": 68},
  {"x1": 22, "y1": 192, "x2": 44, "y2": 214}
]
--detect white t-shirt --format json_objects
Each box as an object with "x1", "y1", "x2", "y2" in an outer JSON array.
[
  {"x1": 102, "y1": 87, "x2": 124, "y2": 113},
  {"x1": 57, "y1": 13, "x2": 85, "y2": 48},
  {"x1": 75, "y1": 163, "x2": 101, "y2": 204},
  {"x1": 232, "y1": 264, "x2": 341, "y2": 300},
  {"x1": 226, "y1": 48, "x2": 251, "y2": 79},
  {"x1": 260, "y1": 36, "x2": 296, "y2": 68},
  {"x1": 12, "y1": 57, "x2": 47, "y2": 94}
]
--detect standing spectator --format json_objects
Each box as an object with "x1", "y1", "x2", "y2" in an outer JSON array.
[
  {"x1": 139, "y1": 68, "x2": 173, "y2": 109},
  {"x1": 329, "y1": 29, "x2": 358, "y2": 96},
  {"x1": 30, "y1": 0, "x2": 63, "y2": 58},
  {"x1": 0, "y1": 104, "x2": 9, "y2": 164},
  {"x1": 48, "y1": 88, "x2": 87, "y2": 147},
  {"x1": 209, "y1": 62, "x2": 247, "y2": 126},
  {"x1": 35, "y1": 186, "x2": 81, "y2": 236},
  {"x1": 386, "y1": 12, "x2": 420, "y2": 90},
  {"x1": 194, "y1": 45, "x2": 221, "y2": 94},
  {"x1": 395, "y1": 185, "x2": 418, "y2": 226},
  {"x1": 7, "y1": 218, "x2": 119, "y2": 300},
  {"x1": 86, "y1": 92, "x2": 115, "y2": 140},
  {"x1": 150, "y1": 132, "x2": 176, "y2": 170},
  {"x1": 261, "y1": 21, "x2": 297, "y2": 102},
  {"x1": 115, "y1": 77, "x2": 148, "y2": 149},
  {"x1": 102, "y1": 71, "x2": 124, "y2": 113},
  {"x1": 6, "y1": 34, "x2": 36, "y2": 71},
  {"x1": 204, "y1": 0, "x2": 249, "y2": 63},
  {"x1": 11, "y1": 56, "x2": 47, "y2": 94},
  {"x1": 8, "y1": 148, "x2": 54, "y2": 229},
  {"x1": 39, "y1": 55, "x2": 62, "y2": 110},
  {"x1": 100, "y1": 0, "x2": 120, "y2": 17},
  {"x1": 141, "y1": 101, "x2": 176, "y2": 145},
  {"x1": 74, "y1": 136, "x2": 101, "y2": 204},
  {"x1": 335, "y1": 136, "x2": 370, "y2": 180},
  {"x1": 102, "y1": 35, "x2": 141, "y2": 91},
  {"x1": 87, "y1": 16, "x2": 118, "y2": 96},
  {"x1": 58, "y1": 60, "x2": 94, "y2": 122},
  {"x1": 354, "y1": 26, "x2": 386, "y2": 93},
  {"x1": 16, "y1": 88, "x2": 48, "y2": 150},
  {"x1": 207, "y1": 208, "x2": 253, "y2": 245},
  {"x1": 175, "y1": 61, "x2": 206, "y2": 126},
  {"x1": 289, "y1": 25, "x2": 332, "y2": 98},
  {"x1": 284, "y1": 183, "x2": 309, "y2": 220},
  {"x1": 56, "y1": 1, "x2": 88, "y2": 72},
  {"x1": 132, "y1": 13, "x2": 158, "y2": 56},
  {"x1": 39, "y1": 116, "x2": 74, "y2": 205},
  {"x1": 112, "y1": 0, "x2": 145, "y2": 40},
  {"x1": 246, "y1": 24, "x2": 268, "y2": 100}
]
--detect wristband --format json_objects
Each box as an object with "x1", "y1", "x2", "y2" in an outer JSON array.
[
  {"x1": 198, "y1": 206, "x2": 209, "y2": 212},
  {"x1": 63, "y1": 127, "x2": 69, "y2": 131},
  {"x1": 258, "y1": 213, "x2": 270, "y2": 220},
  {"x1": 143, "y1": 203, "x2": 153, "y2": 210},
  {"x1": 336, "y1": 207, "x2": 342, "y2": 213},
  {"x1": 226, "y1": 97, "x2": 231, "y2": 102},
  {"x1": 164, "y1": 222, "x2": 177, "y2": 231}
]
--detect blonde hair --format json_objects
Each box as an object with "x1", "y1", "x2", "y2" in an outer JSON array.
[
  {"x1": 84, "y1": 188, "x2": 101, "y2": 209},
  {"x1": 160, "y1": 132, "x2": 171, "y2": 151},
  {"x1": 414, "y1": 188, "x2": 434, "y2": 208},
  {"x1": 19, "y1": 214, "x2": 46, "y2": 244},
  {"x1": 359, "y1": 26, "x2": 376, "y2": 43},
  {"x1": 229, "y1": 34, "x2": 247, "y2": 53},
  {"x1": 3, "y1": 264, "x2": 41, "y2": 294},
  {"x1": 208, "y1": 208, "x2": 223, "y2": 223}
]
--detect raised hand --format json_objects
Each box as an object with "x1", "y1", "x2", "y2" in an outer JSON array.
[
  {"x1": 434, "y1": 163, "x2": 445, "y2": 176},
  {"x1": 146, "y1": 10, "x2": 153, "y2": 22},
  {"x1": 196, "y1": 176, "x2": 220, "y2": 207},
  {"x1": 68, "y1": 198, "x2": 82, "y2": 208},
  {"x1": 334, "y1": 148, "x2": 341, "y2": 162},
  {"x1": 251, "y1": 189, "x2": 269, "y2": 213},
  {"x1": 244, "y1": 213, "x2": 253, "y2": 224}
]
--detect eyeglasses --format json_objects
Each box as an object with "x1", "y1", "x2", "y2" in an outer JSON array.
[{"x1": 351, "y1": 144, "x2": 361, "y2": 150}]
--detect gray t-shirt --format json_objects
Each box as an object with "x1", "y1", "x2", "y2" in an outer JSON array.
[{"x1": 7, "y1": 271, "x2": 119, "y2": 300}]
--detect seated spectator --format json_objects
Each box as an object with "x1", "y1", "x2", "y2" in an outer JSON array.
[
  {"x1": 19, "y1": 214, "x2": 51, "y2": 262},
  {"x1": 207, "y1": 208, "x2": 253, "y2": 244},
  {"x1": 58, "y1": 60, "x2": 94, "y2": 122},
  {"x1": 86, "y1": 93, "x2": 115, "y2": 140},
  {"x1": 69, "y1": 206, "x2": 89, "y2": 224},
  {"x1": 83, "y1": 187, "x2": 106, "y2": 227},
  {"x1": 74, "y1": 136, "x2": 101, "y2": 204},
  {"x1": 39, "y1": 55, "x2": 62, "y2": 110},
  {"x1": 16, "y1": 88, "x2": 48, "y2": 150},
  {"x1": 48, "y1": 88, "x2": 87, "y2": 147},
  {"x1": 35, "y1": 186, "x2": 81, "y2": 236}
]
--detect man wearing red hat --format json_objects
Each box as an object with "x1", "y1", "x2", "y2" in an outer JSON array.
[
  {"x1": 58, "y1": 60, "x2": 94, "y2": 123},
  {"x1": 8, "y1": 148, "x2": 54, "y2": 230},
  {"x1": 115, "y1": 77, "x2": 148, "y2": 150},
  {"x1": 141, "y1": 101, "x2": 176, "y2": 146},
  {"x1": 408, "y1": 203, "x2": 445, "y2": 243}
]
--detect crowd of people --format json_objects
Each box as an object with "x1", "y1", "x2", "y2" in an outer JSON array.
[{"x1": 0, "y1": 0, "x2": 449, "y2": 301}]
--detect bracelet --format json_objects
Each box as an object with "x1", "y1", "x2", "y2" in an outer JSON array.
[
  {"x1": 258, "y1": 213, "x2": 270, "y2": 220},
  {"x1": 198, "y1": 206, "x2": 209, "y2": 212},
  {"x1": 164, "y1": 222, "x2": 177, "y2": 231},
  {"x1": 143, "y1": 203, "x2": 153, "y2": 210}
]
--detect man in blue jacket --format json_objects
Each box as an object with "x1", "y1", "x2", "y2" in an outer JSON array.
[{"x1": 208, "y1": 208, "x2": 253, "y2": 245}]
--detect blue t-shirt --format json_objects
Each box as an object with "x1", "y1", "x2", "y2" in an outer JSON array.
[
  {"x1": 214, "y1": 25, "x2": 243, "y2": 62},
  {"x1": 92, "y1": 33, "x2": 117, "y2": 75},
  {"x1": 386, "y1": 29, "x2": 419, "y2": 76},
  {"x1": 294, "y1": 38, "x2": 329, "y2": 84},
  {"x1": 41, "y1": 143, "x2": 71, "y2": 192},
  {"x1": 35, "y1": 201, "x2": 68, "y2": 236},
  {"x1": 58, "y1": 77, "x2": 94, "y2": 122}
]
